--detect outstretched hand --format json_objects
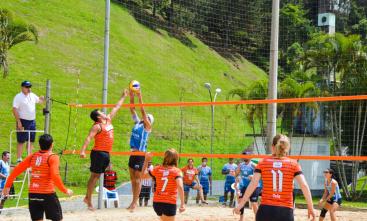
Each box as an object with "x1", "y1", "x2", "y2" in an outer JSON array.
[{"x1": 122, "y1": 89, "x2": 128, "y2": 98}]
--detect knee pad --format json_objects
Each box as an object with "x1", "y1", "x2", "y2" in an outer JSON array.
[{"x1": 320, "y1": 208, "x2": 328, "y2": 218}]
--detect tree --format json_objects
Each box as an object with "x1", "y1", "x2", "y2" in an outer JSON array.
[
  {"x1": 228, "y1": 80, "x2": 268, "y2": 154},
  {"x1": 0, "y1": 8, "x2": 38, "y2": 78},
  {"x1": 278, "y1": 76, "x2": 320, "y2": 155},
  {"x1": 301, "y1": 32, "x2": 367, "y2": 199}
]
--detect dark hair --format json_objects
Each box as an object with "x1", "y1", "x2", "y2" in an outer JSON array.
[
  {"x1": 202, "y1": 157, "x2": 208, "y2": 162},
  {"x1": 39, "y1": 134, "x2": 53, "y2": 150},
  {"x1": 187, "y1": 158, "x2": 194, "y2": 163},
  {"x1": 90, "y1": 109, "x2": 100, "y2": 122},
  {"x1": 326, "y1": 168, "x2": 335, "y2": 175},
  {"x1": 2, "y1": 151, "x2": 9, "y2": 157}
]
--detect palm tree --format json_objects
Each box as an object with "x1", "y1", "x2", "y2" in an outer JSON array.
[
  {"x1": 279, "y1": 76, "x2": 320, "y2": 155},
  {"x1": 228, "y1": 79, "x2": 268, "y2": 154},
  {"x1": 0, "y1": 8, "x2": 38, "y2": 78},
  {"x1": 301, "y1": 32, "x2": 367, "y2": 199}
]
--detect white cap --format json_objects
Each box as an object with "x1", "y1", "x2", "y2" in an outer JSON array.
[{"x1": 147, "y1": 114, "x2": 154, "y2": 125}]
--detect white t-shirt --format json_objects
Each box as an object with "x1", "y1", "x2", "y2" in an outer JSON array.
[{"x1": 13, "y1": 92, "x2": 40, "y2": 120}]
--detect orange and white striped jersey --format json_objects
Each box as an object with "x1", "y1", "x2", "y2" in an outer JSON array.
[
  {"x1": 255, "y1": 156, "x2": 302, "y2": 209},
  {"x1": 149, "y1": 165, "x2": 182, "y2": 205}
]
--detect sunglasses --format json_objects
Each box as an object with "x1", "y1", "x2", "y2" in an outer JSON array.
[{"x1": 323, "y1": 171, "x2": 330, "y2": 174}]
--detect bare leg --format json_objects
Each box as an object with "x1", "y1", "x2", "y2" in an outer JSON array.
[
  {"x1": 161, "y1": 215, "x2": 176, "y2": 221},
  {"x1": 84, "y1": 172, "x2": 100, "y2": 211},
  {"x1": 196, "y1": 190, "x2": 200, "y2": 204},
  {"x1": 194, "y1": 185, "x2": 207, "y2": 204},
  {"x1": 184, "y1": 192, "x2": 189, "y2": 204},
  {"x1": 17, "y1": 142, "x2": 24, "y2": 160},
  {"x1": 251, "y1": 202, "x2": 258, "y2": 214},
  {"x1": 128, "y1": 168, "x2": 142, "y2": 211},
  {"x1": 230, "y1": 191, "x2": 234, "y2": 207}
]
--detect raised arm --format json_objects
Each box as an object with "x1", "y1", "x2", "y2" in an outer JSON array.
[
  {"x1": 80, "y1": 124, "x2": 100, "y2": 158},
  {"x1": 109, "y1": 89, "x2": 128, "y2": 119},
  {"x1": 136, "y1": 91, "x2": 151, "y2": 131},
  {"x1": 295, "y1": 174, "x2": 315, "y2": 221}
]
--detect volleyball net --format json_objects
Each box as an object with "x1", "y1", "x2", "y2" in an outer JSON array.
[{"x1": 9, "y1": 94, "x2": 362, "y2": 202}]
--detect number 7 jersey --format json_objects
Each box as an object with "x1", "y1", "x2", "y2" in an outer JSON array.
[
  {"x1": 255, "y1": 156, "x2": 302, "y2": 209},
  {"x1": 149, "y1": 165, "x2": 183, "y2": 205}
]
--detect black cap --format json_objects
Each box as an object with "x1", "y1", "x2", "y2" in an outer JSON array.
[{"x1": 21, "y1": 81, "x2": 32, "y2": 88}]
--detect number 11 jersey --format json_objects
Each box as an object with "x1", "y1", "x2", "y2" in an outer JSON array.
[
  {"x1": 149, "y1": 165, "x2": 183, "y2": 205},
  {"x1": 255, "y1": 156, "x2": 302, "y2": 209}
]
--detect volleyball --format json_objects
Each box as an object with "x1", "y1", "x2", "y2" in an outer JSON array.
[{"x1": 129, "y1": 80, "x2": 140, "y2": 93}]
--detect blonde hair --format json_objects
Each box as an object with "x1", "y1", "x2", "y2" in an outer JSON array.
[
  {"x1": 162, "y1": 148, "x2": 179, "y2": 167},
  {"x1": 274, "y1": 134, "x2": 290, "y2": 157}
]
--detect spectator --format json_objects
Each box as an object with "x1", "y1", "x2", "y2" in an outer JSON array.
[
  {"x1": 222, "y1": 158, "x2": 237, "y2": 207},
  {"x1": 0, "y1": 151, "x2": 10, "y2": 212},
  {"x1": 235, "y1": 151, "x2": 260, "y2": 221},
  {"x1": 196, "y1": 157, "x2": 212, "y2": 203},
  {"x1": 139, "y1": 161, "x2": 153, "y2": 207},
  {"x1": 12, "y1": 81, "x2": 44, "y2": 163},
  {"x1": 181, "y1": 158, "x2": 207, "y2": 205},
  {"x1": 104, "y1": 163, "x2": 118, "y2": 191}
]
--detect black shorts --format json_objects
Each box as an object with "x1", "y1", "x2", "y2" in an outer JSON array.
[
  {"x1": 256, "y1": 205, "x2": 294, "y2": 221},
  {"x1": 327, "y1": 197, "x2": 342, "y2": 206},
  {"x1": 239, "y1": 186, "x2": 260, "y2": 215},
  {"x1": 90, "y1": 150, "x2": 110, "y2": 174},
  {"x1": 139, "y1": 185, "x2": 151, "y2": 199},
  {"x1": 17, "y1": 119, "x2": 36, "y2": 143},
  {"x1": 128, "y1": 155, "x2": 145, "y2": 171},
  {"x1": 29, "y1": 193, "x2": 62, "y2": 221},
  {"x1": 153, "y1": 202, "x2": 177, "y2": 217}
]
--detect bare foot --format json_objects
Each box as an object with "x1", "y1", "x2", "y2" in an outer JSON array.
[
  {"x1": 83, "y1": 197, "x2": 95, "y2": 211},
  {"x1": 127, "y1": 202, "x2": 137, "y2": 212}
]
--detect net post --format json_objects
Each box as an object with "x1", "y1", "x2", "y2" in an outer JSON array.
[
  {"x1": 266, "y1": 0, "x2": 280, "y2": 153},
  {"x1": 44, "y1": 79, "x2": 51, "y2": 134}
]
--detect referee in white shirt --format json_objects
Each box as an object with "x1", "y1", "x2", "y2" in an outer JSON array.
[{"x1": 12, "y1": 81, "x2": 44, "y2": 163}]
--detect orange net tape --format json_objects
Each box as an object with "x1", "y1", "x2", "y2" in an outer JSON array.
[
  {"x1": 68, "y1": 95, "x2": 367, "y2": 108},
  {"x1": 62, "y1": 150, "x2": 367, "y2": 161}
]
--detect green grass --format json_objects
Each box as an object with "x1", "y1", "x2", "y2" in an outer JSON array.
[{"x1": 0, "y1": 0, "x2": 267, "y2": 206}]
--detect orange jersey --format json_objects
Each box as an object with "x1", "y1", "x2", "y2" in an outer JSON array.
[
  {"x1": 255, "y1": 156, "x2": 302, "y2": 209},
  {"x1": 181, "y1": 166, "x2": 198, "y2": 185},
  {"x1": 149, "y1": 165, "x2": 182, "y2": 205},
  {"x1": 5, "y1": 151, "x2": 68, "y2": 194},
  {"x1": 93, "y1": 118, "x2": 114, "y2": 152}
]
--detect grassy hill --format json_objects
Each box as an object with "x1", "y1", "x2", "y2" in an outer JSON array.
[{"x1": 0, "y1": 0, "x2": 266, "y2": 200}]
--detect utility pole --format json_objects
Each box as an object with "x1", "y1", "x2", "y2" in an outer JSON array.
[
  {"x1": 44, "y1": 80, "x2": 51, "y2": 134},
  {"x1": 98, "y1": 0, "x2": 110, "y2": 210},
  {"x1": 266, "y1": 0, "x2": 280, "y2": 153}
]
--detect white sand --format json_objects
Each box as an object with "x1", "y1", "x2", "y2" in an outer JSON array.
[{"x1": 2, "y1": 205, "x2": 367, "y2": 221}]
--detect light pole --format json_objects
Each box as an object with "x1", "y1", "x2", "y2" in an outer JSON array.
[{"x1": 204, "y1": 83, "x2": 221, "y2": 195}]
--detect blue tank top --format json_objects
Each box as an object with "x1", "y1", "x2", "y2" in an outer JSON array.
[
  {"x1": 197, "y1": 165, "x2": 212, "y2": 183},
  {"x1": 239, "y1": 161, "x2": 258, "y2": 188},
  {"x1": 222, "y1": 163, "x2": 237, "y2": 183},
  {"x1": 326, "y1": 179, "x2": 342, "y2": 201},
  {"x1": 130, "y1": 122, "x2": 150, "y2": 152}
]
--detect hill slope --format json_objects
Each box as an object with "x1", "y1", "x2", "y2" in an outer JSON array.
[{"x1": 0, "y1": 0, "x2": 266, "y2": 194}]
